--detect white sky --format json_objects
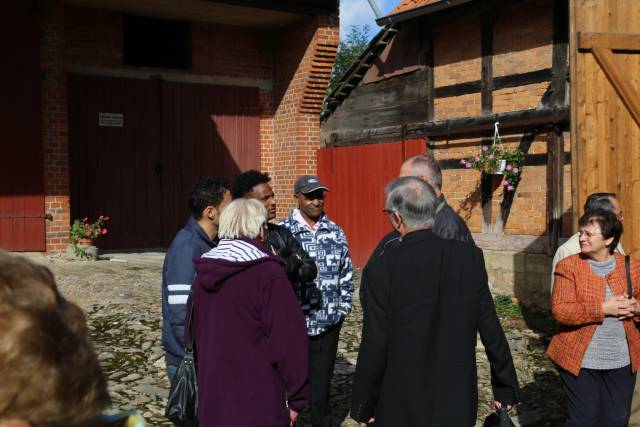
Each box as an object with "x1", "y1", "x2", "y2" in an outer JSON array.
[{"x1": 340, "y1": 0, "x2": 398, "y2": 40}]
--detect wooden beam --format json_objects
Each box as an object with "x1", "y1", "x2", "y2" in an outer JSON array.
[
  {"x1": 434, "y1": 68, "x2": 554, "y2": 99},
  {"x1": 424, "y1": 23, "x2": 434, "y2": 121},
  {"x1": 590, "y1": 47, "x2": 640, "y2": 128},
  {"x1": 324, "y1": 106, "x2": 570, "y2": 147},
  {"x1": 481, "y1": 13, "x2": 493, "y2": 114},
  {"x1": 546, "y1": 126, "x2": 564, "y2": 255},
  {"x1": 547, "y1": 0, "x2": 569, "y2": 107},
  {"x1": 206, "y1": 0, "x2": 338, "y2": 16},
  {"x1": 578, "y1": 31, "x2": 640, "y2": 51}
]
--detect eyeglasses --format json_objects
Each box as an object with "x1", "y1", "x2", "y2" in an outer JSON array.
[{"x1": 578, "y1": 230, "x2": 603, "y2": 239}]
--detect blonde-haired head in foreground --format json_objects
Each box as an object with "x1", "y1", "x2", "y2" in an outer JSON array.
[{"x1": 218, "y1": 198, "x2": 267, "y2": 240}]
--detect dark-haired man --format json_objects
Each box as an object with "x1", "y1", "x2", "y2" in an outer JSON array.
[
  {"x1": 232, "y1": 170, "x2": 317, "y2": 285},
  {"x1": 162, "y1": 176, "x2": 231, "y2": 381}
]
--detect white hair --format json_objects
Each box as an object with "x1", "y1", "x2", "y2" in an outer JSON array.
[
  {"x1": 385, "y1": 176, "x2": 437, "y2": 229},
  {"x1": 218, "y1": 199, "x2": 267, "y2": 239}
]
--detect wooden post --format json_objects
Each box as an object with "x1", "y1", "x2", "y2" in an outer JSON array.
[
  {"x1": 424, "y1": 21, "x2": 434, "y2": 121},
  {"x1": 480, "y1": 11, "x2": 495, "y2": 232},
  {"x1": 547, "y1": 126, "x2": 564, "y2": 255},
  {"x1": 481, "y1": 13, "x2": 493, "y2": 114}
]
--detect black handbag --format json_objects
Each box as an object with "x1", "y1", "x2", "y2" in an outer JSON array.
[
  {"x1": 482, "y1": 407, "x2": 516, "y2": 427},
  {"x1": 165, "y1": 296, "x2": 198, "y2": 427}
]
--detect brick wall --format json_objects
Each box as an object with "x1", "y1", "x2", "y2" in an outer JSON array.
[
  {"x1": 41, "y1": 6, "x2": 71, "y2": 254},
  {"x1": 271, "y1": 16, "x2": 339, "y2": 219},
  {"x1": 430, "y1": 0, "x2": 572, "y2": 238},
  {"x1": 36, "y1": 4, "x2": 336, "y2": 253}
]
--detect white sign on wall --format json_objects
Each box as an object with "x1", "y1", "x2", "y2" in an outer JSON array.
[{"x1": 98, "y1": 112, "x2": 124, "y2": 127}]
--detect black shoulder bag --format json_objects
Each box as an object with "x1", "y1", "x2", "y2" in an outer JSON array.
[{"x1": 165, "y1": 295, "x2": 198, "y2": 427}]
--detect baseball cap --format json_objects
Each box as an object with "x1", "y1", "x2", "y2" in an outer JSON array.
[{"x1": 294, "y1": 175, "x2": 329, "y2": 194}]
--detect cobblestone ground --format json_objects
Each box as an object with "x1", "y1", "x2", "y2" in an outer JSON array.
[{"x1": 32, "y1": 253, "x2": 565, "y2": 427}]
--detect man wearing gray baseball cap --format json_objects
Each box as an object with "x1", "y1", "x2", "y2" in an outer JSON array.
[{"x1": 280, "y1": 175, "x2": 354, "y2": 427}]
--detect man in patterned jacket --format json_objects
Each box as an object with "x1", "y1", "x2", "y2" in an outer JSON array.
[{"x1": 280, "y1": 175, "x2": 354, "y2": 427}]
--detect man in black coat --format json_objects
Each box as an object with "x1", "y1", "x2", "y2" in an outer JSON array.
[
  {"x1": 351, "y1": 177, "x2": 518, "y2": 426},
  {"x1": 232, "y1": 170, "x2": 317, "y2": 284},
  {"x1": 372, "y1": 153, "x2": 474, "y2": 258}
]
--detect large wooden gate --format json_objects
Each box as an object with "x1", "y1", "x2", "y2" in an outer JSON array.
[
  {"x1": 0, "y1": 2, "x2": 45, "y2": 251},
  {"x1": 571, "y1": 0, "x2": 640, "y2": 255},
  {"x1": 68, "y1": 75, "x2": 259, "y2": 248}
]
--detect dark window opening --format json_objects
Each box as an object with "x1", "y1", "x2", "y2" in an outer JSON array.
[{"x1": 123, "y1": 15, "x2": 191, "y2": 69}]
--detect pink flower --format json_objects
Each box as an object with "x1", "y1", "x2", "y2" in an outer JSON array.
[
  {"x1": 460, "y1": 159, "x2": 467, "y2": 165},
  {"x1": 506, "y1": 164, "x2": 513, "y2": 171},
  {"x1": 99, "y1": 215, "x2": 104, "y2": 220},
  {"x1": 465, "y1": 163, "x2": 472, "y2": 169},
  {"x1": 501, "y1": 179, "x2": 508, "y2": 186},
  {"x1": 102, "y1": 228, "x2": 108, "y2": 235},
  {"x1": 482, "y1": 146, "x2": 489, "y2": 151},
  {"x1": 84, "y1": 223, "x2": 89, "y2": 227},
  {"x1": 488, "y1": 154, "x2": 494, "y2": 160},
  {"x1": 474, "y1": 156, "x2": 480, "y2": 162},
  {"x1": 513, "y1": 168, "x2": 519, "y2": 174},
  {"x1": 105, "y1": 216, "x2": 110, "y2": 220},
  {"x1": 88, "y1": 228, "x2": 93, "y2": 234},
  {"x1": 507, "y1": 185, "x2": 514, "y2": 191},
  {"x1": 83, "y1": 217, "x2": 88, "y2": 222}
]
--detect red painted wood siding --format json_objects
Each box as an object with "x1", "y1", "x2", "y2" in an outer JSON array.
[
  {"x1": 317, "y1": 139, "x2": 426, "y2": 266},
  {"x1": 0, "y1": 2, "x2": 45, "y2": 251},
  {"x1": 68, "y1": 75, "x2": 259, "y2": 248}
]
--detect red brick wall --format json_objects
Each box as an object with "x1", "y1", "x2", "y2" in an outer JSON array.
[
  {"x1": 36, "y1": 4, "x2": 336, "y2": 253},
  {"x1": 271, "y1": 16, "x2": 339, "y2": 219},
  {"x1": 41, "y1": 6, "x2": 71, "y2": 254}
]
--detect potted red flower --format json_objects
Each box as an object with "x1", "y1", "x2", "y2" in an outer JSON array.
[{"x1": 69, "y1": 215, "x2": 110, "y2": 257}]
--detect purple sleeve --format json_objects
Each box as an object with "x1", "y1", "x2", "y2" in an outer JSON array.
[{"x1": 262, "y1": 275, "x2": 310, "y2": 412}]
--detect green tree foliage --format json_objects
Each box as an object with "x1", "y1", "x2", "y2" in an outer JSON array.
[{"x1": 327, "y1": 25, "x2": 371, "y2": 95}]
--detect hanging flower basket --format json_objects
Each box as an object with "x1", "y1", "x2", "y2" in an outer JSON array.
[{"x1": 460, "y1": 123, "x2": 525, "y2": 192}]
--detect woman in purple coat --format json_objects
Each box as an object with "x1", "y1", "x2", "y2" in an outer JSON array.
[{"x1": 192, "y1": 198, "x2": 310, "y2": 426}]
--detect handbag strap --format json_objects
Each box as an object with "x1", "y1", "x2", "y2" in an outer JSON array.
[
  {"x1": 185, "y1": 289, "x2": 195, "y2": 353},
  {"x1": 626, "y1": 255, "x2": 633, "y2": 299}
]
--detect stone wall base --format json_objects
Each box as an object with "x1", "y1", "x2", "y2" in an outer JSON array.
[{"x1": 483, "y1": 249, "x2": 552, "y2": 310}]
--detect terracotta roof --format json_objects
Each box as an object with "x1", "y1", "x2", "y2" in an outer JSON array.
[{"x1": 390, "y1": 0, "x2": 440, "y2": 15}]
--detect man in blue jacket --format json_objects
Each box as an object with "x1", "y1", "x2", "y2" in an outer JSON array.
[{"x1": 161, "y1": 176, "x2": 231, "y2": 380}]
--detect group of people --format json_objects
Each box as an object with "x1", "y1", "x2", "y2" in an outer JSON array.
[
  {"x1": 161, "y1": 171, "x2": 353, "y2": 426},
  {"x1": 161, "y1": 154, "x2": 520, "y2": 426},
  {"x1": 2, "y1": 154, "x2": 637, "y2": 427}
]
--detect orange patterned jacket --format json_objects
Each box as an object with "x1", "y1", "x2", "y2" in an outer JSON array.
[{"x1": 547, "y1": 252, "x2": 640, "y2": 376}]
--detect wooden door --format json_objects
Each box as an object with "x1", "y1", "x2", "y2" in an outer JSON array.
[
  {"x1": 68, "y1": 76, "x2": 260, "y2": 248},
  {"x1": 571, "y1": 0, "x2": 640, "y2": 254},
  {"x1": 0, "y1": 2, "x2": 45, "y2": 251},
  {"x1": 160, "y1": 82, "x2": 259, "y2": 245}
]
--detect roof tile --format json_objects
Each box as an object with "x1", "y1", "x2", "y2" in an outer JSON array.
[{"x1": 390, "y1": 0, "x2": 440, "y2": 15}]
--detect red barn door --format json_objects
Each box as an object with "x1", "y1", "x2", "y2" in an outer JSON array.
[
  {"x1": 317, "y1": 139, "x2": 426, "y2": 267},
  {"x1": 0, "y1": 2, "x2": 45, "y2": 251}
]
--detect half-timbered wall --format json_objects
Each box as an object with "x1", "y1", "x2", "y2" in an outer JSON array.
[{"x1": 320, "y1": 0, "x2": 572, "y2": 271}]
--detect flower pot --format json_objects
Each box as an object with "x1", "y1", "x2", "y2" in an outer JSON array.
[
  {"x1": 483, "y1": 160, "x2": 507, "y2": 175},
  {"x1": 77, "y1": 238, "x2": 95, "y2": 246}
]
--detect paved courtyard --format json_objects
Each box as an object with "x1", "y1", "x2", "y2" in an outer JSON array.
[{"x1": 27, "y1": 252, "x2": 565, "y2": 426}]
